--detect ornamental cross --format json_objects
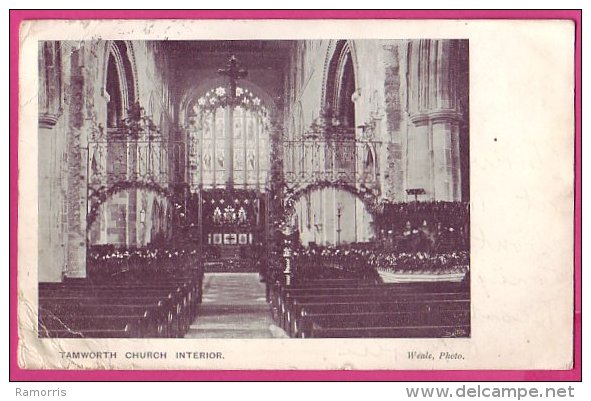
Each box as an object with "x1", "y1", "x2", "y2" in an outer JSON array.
[{"x1": 217, "y1": 55, "x2": 248, "y2": 101}]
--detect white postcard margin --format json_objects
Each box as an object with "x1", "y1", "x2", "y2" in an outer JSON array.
[{"x1": 17, "y1": 19, "x2": 575, "y2": 370}]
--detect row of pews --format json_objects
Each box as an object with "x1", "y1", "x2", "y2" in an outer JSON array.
[
  {"x1": 270, "y1": 278, "x2": 470, "y2": 338},
  {"x1": 38, "y1": 269, "x2": 204, "y2": 338}
]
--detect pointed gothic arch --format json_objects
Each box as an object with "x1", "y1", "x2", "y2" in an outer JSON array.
[
  {"x1": 103, "y1": 41, "x2": 138, "y2": 126},
  {"x1": 179, "y1": 77, "x2": 278, "y2": 125},
  {"x1": 322, "y1": 40, "x2": 360, "y2": 127},
  {"x1": 184, "y1": 83, "x2": 273, "y2": 191}
]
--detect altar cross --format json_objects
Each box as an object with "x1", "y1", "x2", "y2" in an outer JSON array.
[{"x1": 218, "y1": 55, "x2": 248, "y2": 101}]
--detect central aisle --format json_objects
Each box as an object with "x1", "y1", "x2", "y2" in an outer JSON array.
[{"x1": 184, "y1": 273, "x2": 288, "y2": 339}]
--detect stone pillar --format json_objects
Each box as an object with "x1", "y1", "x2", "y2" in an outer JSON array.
[
  {"x1": 38, "y1": 118, "x2": 63, "y2": 282},
  {"x1": 432, "y1": 116, "x2": 461, "y2": 201},
  {"x1": 65, "y1": 47, "x2": 88, "y2": 278},
  {"x1": 38, "y1": 42, "x2": 68, "y2": 282},
  {"x1": 406, "y1": 39, "x2": 466, "y2": 201},
  {"x1": 407, "y1": 118, "x2": 432, "y2": 198},
  {"x1": 382, "y1": 42, "x2": 405, "y2": 201}
]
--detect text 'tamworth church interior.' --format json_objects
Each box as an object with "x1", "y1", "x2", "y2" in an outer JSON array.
[{"x1": 38, "y1": 40, "x2": 470, "y2": 339}]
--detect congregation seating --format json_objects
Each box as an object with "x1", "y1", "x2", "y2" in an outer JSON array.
[
  {"x1": 308, "y1": 325, "x2": 470, "y2": 338},
  {"x1": 265, "y1": 241, "x2": 471, "y2": 338},
  {"x1": 270, "y1": 277, "x2": 469, "y2": 338},
  {"x1": 379, "y1": 201, "x2": 469, "y2": 232},
  {"x1": 39, "y1": 247, "x2": 204, "y2": 338},
  {"x1": 376, "y1": 201, "x2": 470, "y2": 252}
]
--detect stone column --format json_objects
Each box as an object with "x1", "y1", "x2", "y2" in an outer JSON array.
[
  {"x1": 38, "y1": 117, "x2": 62, "y2": 282},
  {"x1": 432, "y1": 114, "x2": 461, "y2": 201},
  {"x1": 382, "y1": 42, "x2": 405, "y2": 202},
  {"x1": 406, "y1": 118, "x2": 432, "y2": 199},
  {"x1": 38, "y1": 41, "x2": 68, "y2": 282},
  {"x1": 64, "y1": 47, "x2": 88, "y2": 278},
  {"x1": 406, "y1": 39, "x2": 465, "y2": 201}
]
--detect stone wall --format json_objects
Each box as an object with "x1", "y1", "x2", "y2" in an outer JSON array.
[
  {"x1": 38, "y1": 41, "x2": 71, "y2": 282},
  {"x1": 38, "y1": 40, "x2": 175, "y2": 282}
]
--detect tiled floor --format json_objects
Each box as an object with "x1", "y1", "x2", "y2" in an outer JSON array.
[{"x1": 184, "y1": 273, "x2": 288, "y2": 339}]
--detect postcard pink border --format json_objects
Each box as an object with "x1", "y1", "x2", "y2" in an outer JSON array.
[{"x1": 9, "y1": 9, "x2": 582, "y2": 382}]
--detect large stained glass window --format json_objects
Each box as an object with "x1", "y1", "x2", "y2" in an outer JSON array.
[{"x1": 187, "y1": 87, "x2": 270, "y2": 190}]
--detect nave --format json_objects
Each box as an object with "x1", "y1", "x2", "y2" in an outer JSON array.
[
  {"x1": 37, "y1": 39, "x2": 470, "y2": 339},
  {"x1": 185, "y1": 273, "x2": 286, "y2": 339},
  {"x1": 39, "y1": 243, "x2": 469, "y2": 339}
]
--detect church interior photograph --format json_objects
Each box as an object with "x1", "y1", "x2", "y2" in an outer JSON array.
[{"x1": 37, "y1": 39, "x2": 470, "y2": 339}]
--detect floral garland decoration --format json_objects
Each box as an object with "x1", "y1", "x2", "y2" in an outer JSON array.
[
  {"x1": 87, "y1": 180, "x2": 178, "y2": 228},
  {"x1": 274, "y1": 180, "x2": 380, "y2": 233}
]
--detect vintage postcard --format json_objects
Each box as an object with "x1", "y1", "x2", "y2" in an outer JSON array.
[{"x1": 15, "y1": 17, "x2": 576, "y2": 372}]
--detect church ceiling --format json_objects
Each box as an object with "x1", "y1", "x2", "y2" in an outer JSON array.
[{"x1": 163, "y1": 40, "x2": 295, "y2": 111}]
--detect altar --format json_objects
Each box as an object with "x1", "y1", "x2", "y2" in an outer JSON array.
[{"x1": 199, "y1": 189, "x2": 268, "y2": 272}]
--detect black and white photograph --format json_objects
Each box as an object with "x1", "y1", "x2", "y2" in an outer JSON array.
[
  {"x1": 36, "y1": 38, "x2": 470, "y2": 340},
  {"x1": 15, "y1": 15, "x2": 576, "y2": 372}
]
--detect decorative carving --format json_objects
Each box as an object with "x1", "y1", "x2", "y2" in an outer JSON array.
[
  {"x1": 357, "y1": 119, "x2": 377, "y2": 141},
  {"x1": 409, "y1": 109, "x2": 464, "y2": 125},
  {"x1": 283, "y1": 136, "x2": 380, "y2": 189},
  {"x1": 38, "y1": 113, "x2": 60, "y2": 129}
]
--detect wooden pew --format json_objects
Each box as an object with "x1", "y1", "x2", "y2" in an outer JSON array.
[
  {"x1": 38, "y1": 314, "x2": 144, "y2": 338},
  {"x1": 291, "y1": 278, "x2": 379, "y2": 287},
  {"x1": 38, "y1": 269, "x2": 204, "y2": 338},
  {"x1": 290, "y1": 299, "x2": 470, "y2": 337},
  {"x1": 309, "y1": 324, "x2": 471, "y2": 338},
  {"x1": 273, "y1": 281, "x2": 468, "y2": 320},
  {"x1": 39, "y1": 291, "x2": 184, "y2": 338},
  {"x1": 281, "y1": 291, "x2": 470, "y2": 329},
  {"x1": 271, "y1": 276, "x2": 470, "y2": 338},
  {"x1": 39, "y1": 275, "x2": 204, "y2": 335},
  {"x1": 39, "y1": 304, "x2": 168, "y2": 338},
  {"x1": 40, "y1": 329, "x2": 139, "y2": 338},
  {"x1": 41, "y1": 289, "x2": 187, "y2": 334},
  {"x1": 295, "y1": 309, "x2": 470, "y2": 338}
]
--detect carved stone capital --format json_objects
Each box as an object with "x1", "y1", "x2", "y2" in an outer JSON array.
[
  {"x1": 409, "y1": 109, "x2": 463, "y2": 125},
  {"x1": 39, "y1": 113, "x2": 60, "y2": 129}
]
